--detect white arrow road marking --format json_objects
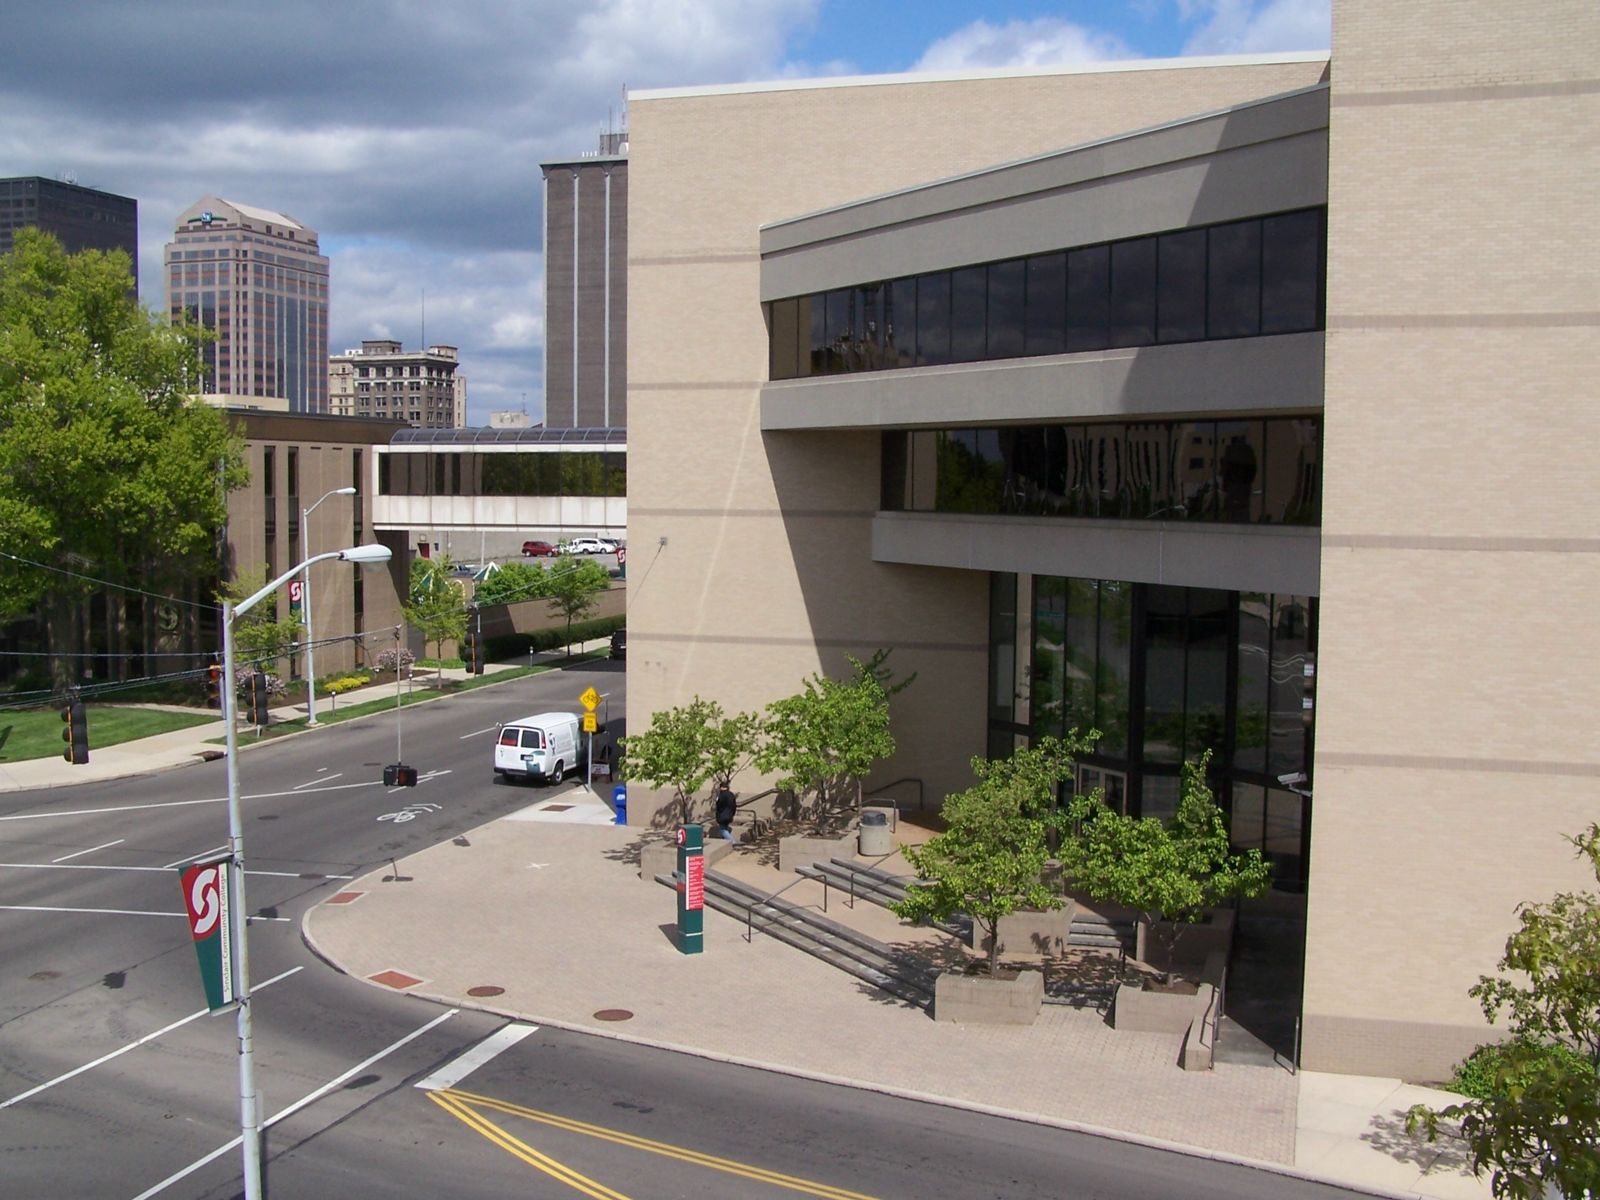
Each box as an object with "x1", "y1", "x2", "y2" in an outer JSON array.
[{"x1": 414, "y1": 1023, "x2": 538, "y2": 1091}]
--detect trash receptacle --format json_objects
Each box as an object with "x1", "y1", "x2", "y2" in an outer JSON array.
[
  {"x1": 611, "y1": 784, "x2": 627, "y2": 826},
  {"x1": 859, "y1": 809, "x2": 891, "y2": 856}
]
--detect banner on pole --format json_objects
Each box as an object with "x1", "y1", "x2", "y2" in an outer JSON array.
[{"x1": 178, "y1": 856, "x2": 237, "y2": 1011}]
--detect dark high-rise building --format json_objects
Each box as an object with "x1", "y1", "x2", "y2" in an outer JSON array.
[
  {"x1": 541, "y1": 129, "x2": 628, "y2": 428},
  {"x1": 0, "y1": 176, "x2": 139, "y2": 288}
]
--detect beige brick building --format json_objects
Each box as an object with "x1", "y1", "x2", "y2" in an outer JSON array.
[{"x1": 624, "y1": 0, "x2": 1599, "y2": 1080}]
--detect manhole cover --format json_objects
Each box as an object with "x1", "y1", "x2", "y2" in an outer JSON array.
[
  {"x1": 594, "y1": 1009, "x2": 633, "y2": 1022},
  {"x1": 467, "y1": 986, "x2": 505, "y2": 998}
]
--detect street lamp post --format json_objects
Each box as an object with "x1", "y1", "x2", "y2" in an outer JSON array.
[
  {"x1": 301, "y1": 486, "x2": 357, "y2": 726},
  {"x1": 221, "y1": 542, "x2": 391, "y2": 1200}
]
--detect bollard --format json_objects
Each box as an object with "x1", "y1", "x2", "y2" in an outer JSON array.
[{"x1": 611, "y1": 783, "x2": 627, "y2": 826}]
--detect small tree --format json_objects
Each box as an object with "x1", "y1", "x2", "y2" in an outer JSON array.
[
  {"x1": 541, "y1": 555, "x2": 610, "y2": 654},
  {"x1": 892, "y1": 766, "x2": 1060, "y2": 976},
  {"x1": 1408, "y1": 824, "x2": 1600, "y2": 1200},
  {"x1": 620, "y1": 697, "x2": 760, "y2": 825},
  {"x1": 1062, "y1": 752, "x2": 1271, "y2": 979},
  {"x1": 402, "y1": 556, "x2": 467, "y2": 681},
  {"x1": 218, "y1": 567, "x2": 302, "y2": 676},
  {"x1": 756, "y1": 652, "x2": 903, "y2": 824},
  {"x1": 967, "y1": 729, "x2": 1100, "y2": 851},
  {"x1": 473, "y1": 559, "x2": 547, "y2": 607}
]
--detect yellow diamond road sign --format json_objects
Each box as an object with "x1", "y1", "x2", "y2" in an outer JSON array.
[{"x1": 580, "y1": 686, "x2": 600, "y2": 711}]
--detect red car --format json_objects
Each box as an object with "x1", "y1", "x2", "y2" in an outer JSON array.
[{"x1": 521, "y1": 540, "x2": 557, "y2": 557}]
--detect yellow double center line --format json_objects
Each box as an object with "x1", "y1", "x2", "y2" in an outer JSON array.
[{"x1": 430, "y1": 1086, "x2": 880, "y2": 1199}]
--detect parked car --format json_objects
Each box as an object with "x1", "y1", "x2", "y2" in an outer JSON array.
[
  {"x1": 493, "y1": 711, "x2": 583, "y2": 784},
  {"x1": 610, "y1": 628, "x2": 626, "y2": 660},
  {"x1": 521, "y1": 539, "x2": 557, "y2": 557},
  {"x1": 562, "y1": 537, "x2": 612, "y2": 555}
]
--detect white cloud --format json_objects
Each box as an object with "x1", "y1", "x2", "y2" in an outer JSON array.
[
  {"x1": 912, "y1": 17, "x2": 1134, "y2": 72},
  {"x1": 1178, "y1": 0, "x2": 1330, "y2": 55}
]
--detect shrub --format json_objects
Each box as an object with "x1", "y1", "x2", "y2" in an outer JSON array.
[
  {"x1": 483, "y1": 614, "x2": 623, "y2": 663},
  {"x1": 323, "y1": 675, "x2": 371, "y2": 697},
  {"x1": 1447, "y1": 1039, "x2": 1598, "y2": 1101},
  {"x1": 374, "y1": 648, "x2": 416, "y2": 675},
  {"x1": 234, "y1": 669, "x2": 286, "y2": 698}
]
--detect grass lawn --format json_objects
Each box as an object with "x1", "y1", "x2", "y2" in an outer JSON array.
[{"x1": 0, "y1": 706, "x2": 220, "y2": 763}]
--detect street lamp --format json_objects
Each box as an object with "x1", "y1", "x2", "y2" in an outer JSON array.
[
  {"x1": 221, "y1": 541, "x2": 391, "y2": 1200},
  {"x1": 301, "y1": 486, "x2": 358, "y2": 726}
]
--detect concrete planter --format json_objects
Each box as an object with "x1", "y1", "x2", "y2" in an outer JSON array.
[
  {"x1": 639, "y1": 833, "x2": 732, "y2": 881},
  {"x1": 975, "y1": 901, "x2": 1077, "y2": 956},
  {"x1": 778, "y1": 830, "x2": 857, "y2": 874},
  {"x1": 934, "y1": 968, "x2": 1044, "y2": 1025},
  {"x1": 1112, "y1": 980, "x2": 1201, "y2": 1034},
  {"x1": 1135, "y1": 907, "x2": 1235, "y2": 974}
]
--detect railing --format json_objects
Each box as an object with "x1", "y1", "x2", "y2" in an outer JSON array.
[
  {"x1": 739, "y1": 870, "x2": 827, "y2": 944},
  {"x1": 869, "y1": 776, "x2": 925, "y2": 813}
]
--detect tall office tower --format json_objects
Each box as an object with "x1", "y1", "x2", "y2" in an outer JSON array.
[
  {"x1": 0, "y1": 176, "x2": 139, "y2": 288},
  {"x1": 540, "y1": 128, "x2": 628, "y2": 428},
  {"x1": 328, "y1": 340, "x2": 465, "y2": 428},
  {"x1": 165, "y1": 197, "x2": 330, "y2": 412}
]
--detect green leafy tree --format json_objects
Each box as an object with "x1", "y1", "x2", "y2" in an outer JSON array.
[
  {"x1": 1408, "y1": 824, "x2": 1600, "y2": 1200},
  {"x1": 1061, "y1": 752, "x2": 1271, "y2": 978},
  {"x1": 0, "y1": 228, "x2": 246, "y2": 682},
  {"x1": 755, "y1": 652, "x2": 905, "y2": 823},
  {"x1": 541, "y1": 555, "x2": 610, "y2": 654},
  {"x1": 217, "y1": 567, "x2": 302, "y2": 675},
  {"x1": 620, "y1": 697, "x2": 761, "y2": 825},
  {"x1": 893, "y1": 765, "x2": 1061, "y2": 975},
  {"x1": 402, "y1": 556, "x2": 466, "y2": 680},
  {"x1": 472, "y1": 559, "x2": 548, "y2": 607},
  {"x1": 968, "y1": 729, "x2": 1100, "y2": 851}
]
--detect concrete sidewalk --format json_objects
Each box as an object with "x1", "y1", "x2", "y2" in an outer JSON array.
[
  {"x1": 0, "y1": 657, "x2": 1491, "y2": 1198},
  {"x1": 304, "y1": 792, "x2": 1492, "y2": 1200}
]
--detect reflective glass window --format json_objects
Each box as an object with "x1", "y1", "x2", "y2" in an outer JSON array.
[
  {"x1": 1172, "y1": 422, "x2": 1217, "y2": 520},
  {"x1": 1216, "y1": 420, "x2": 1264, "y2": 523},
  {"x1": 1157, "y1": 230, "x2": 1206, "y2": 343},
  {"x1": 768, "y1": 298, "x2": 799, "y2": 380},
  {"x1": 1124, "y1": 424, "x2": 1170, "y2": 519},
  {"x1": 852, "y1": 283, "x2": 885, "y2": 370},
  {"x1": 1265, "y1": 787, "x2": 1304, "y2": 861},
  {"x1": 1109, "y1": 238, "x2": 1157, "y2": 348},
  {"x1": 1063, "y1": 578, "x2": 1098, "y2": 739},
  {"x1": 880, "y1": 432, "x2": 908, "y2": 511},
  {"x1": 1185, "y1": 589, "x2": 1230, "y2": 763},
  {"x1": 1207, "y1": 220, "x2": 1262, "y2": 338},
  {"x1": 1084, "y1": 424, "x2": 1128, "y2": 517},
  {"x1": 1032, "y1": 575, "x2": 1068, "y2": 741},
  {"x1": 916, "y1": 272, "x2": 951, "y2": 366},
  {"x1": 1263, "y1": 418, "x2": 1320, "y2": 524},
  {"x1": 1230, "y1": 782, "x2": 1266, "y2": 852},
  {"x1": 1095, "y1": 580, "x2": 1132, "y2": 755},
  {"x1": 1024, "y1": 253, "x2": 1066, "y2": 356},
  {"x1": 1261, "y1": 209, "x2": 1322, "y2": 334},
  {"x1": 824, "y1": 289, "x2": 851, "y2": 374},
  {"x1": 807, "y1": 292, "x2": 826, "y2": 375},
  {"x1": 1267, "y1": 596, "x2": 1312, "y2": 779},
  {"x1": 1234, "y1": 594, "x2": 1271, "y2": 775},
  {"x1": 1141, "y1": 774, "x2": 1180, "y2": 823},
  {"x1": 950, "y1": 266, "x2": 987, "y2": 362},
  {"x1": 1142, "y1": 585, "x2": 1187, "y2": 764},
  {"x1": 887, "y1": 278, "x2": 916, "y2": 368},
  {"x1": 989, "y1": 573, "x2": 1017, "y2": 726},
  {"x1": 1066, "y1": 245, "x2": 1110, "y2": 352},
  {"x1": 1004, "y1": 426, "x2": 1049, "y2": 514},
  {"x1": 986, "y1": 259, "x2": 1025, "y2": 360},
  {"x1": 935, "y1": 430, "x2": 1002, "y2": 512}
]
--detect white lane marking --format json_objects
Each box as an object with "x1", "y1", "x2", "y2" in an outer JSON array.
[
  {"x1": 0, "y1": 780, "x2": 381, "y2": 824},
  {"x1": 130, "y1": 1008, "x2": 459, "y2": 1200},
  {"x1": 0, "y1": 905, "x2": 290, "y2": 922},
  {"x1": 52, "y1": 839, "x2": 125, "y2": 863},
  {"x1": 0, "y1": 966, "x2": 303, "y2": 1111},
  {"x1": 163, "y1": 845, "x2": 229, "y2": 870},
  {"x1": 293, "y1": 772, "x2": 342, "y2": 789},
  {"x1": 459, "y1": 725, "x2": 498, "y2": 739},
  {"x1": 0, "y1": 862, "x2": 353, "y2": 880},
  {"x1": 414, "y1": 1022, "x2": 538, "y2": 1092}
]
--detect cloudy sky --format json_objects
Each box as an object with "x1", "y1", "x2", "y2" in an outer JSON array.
[{"x1": 3, "y1": 0, "x2": 1328, "y2": 425}]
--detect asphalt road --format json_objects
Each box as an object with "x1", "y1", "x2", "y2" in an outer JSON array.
[{"x1": 0, "y1": 659, "x2": 1367, "y2": 1199}]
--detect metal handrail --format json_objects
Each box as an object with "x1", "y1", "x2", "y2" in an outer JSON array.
[
  {"x1": 869, "y1": 776, "x2": 925, "y2": 812},
  {"x1": 740, "y1": 870, "x2": 828, "y2": 944}
]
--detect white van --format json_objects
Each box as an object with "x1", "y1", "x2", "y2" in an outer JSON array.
[{"x1": 493, "y1": 712, "x2": 582, "y2": 784}]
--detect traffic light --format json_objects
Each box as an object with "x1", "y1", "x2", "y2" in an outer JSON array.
[
  {"x1": 463, "y1": 630, "x2": 482, "y2": 675},
  {"x1": 204, "y1": 664, "x2": 223, "y2": 708},
  {"x1": 60, "y1": 699, "x2": 89, "y2": 765},
  {"x1": 244, "y1": 672, "x2": 270, "y2": 726},
  {"x1": 383, "y1": 763, "x2": 419, "y2": 787}
]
